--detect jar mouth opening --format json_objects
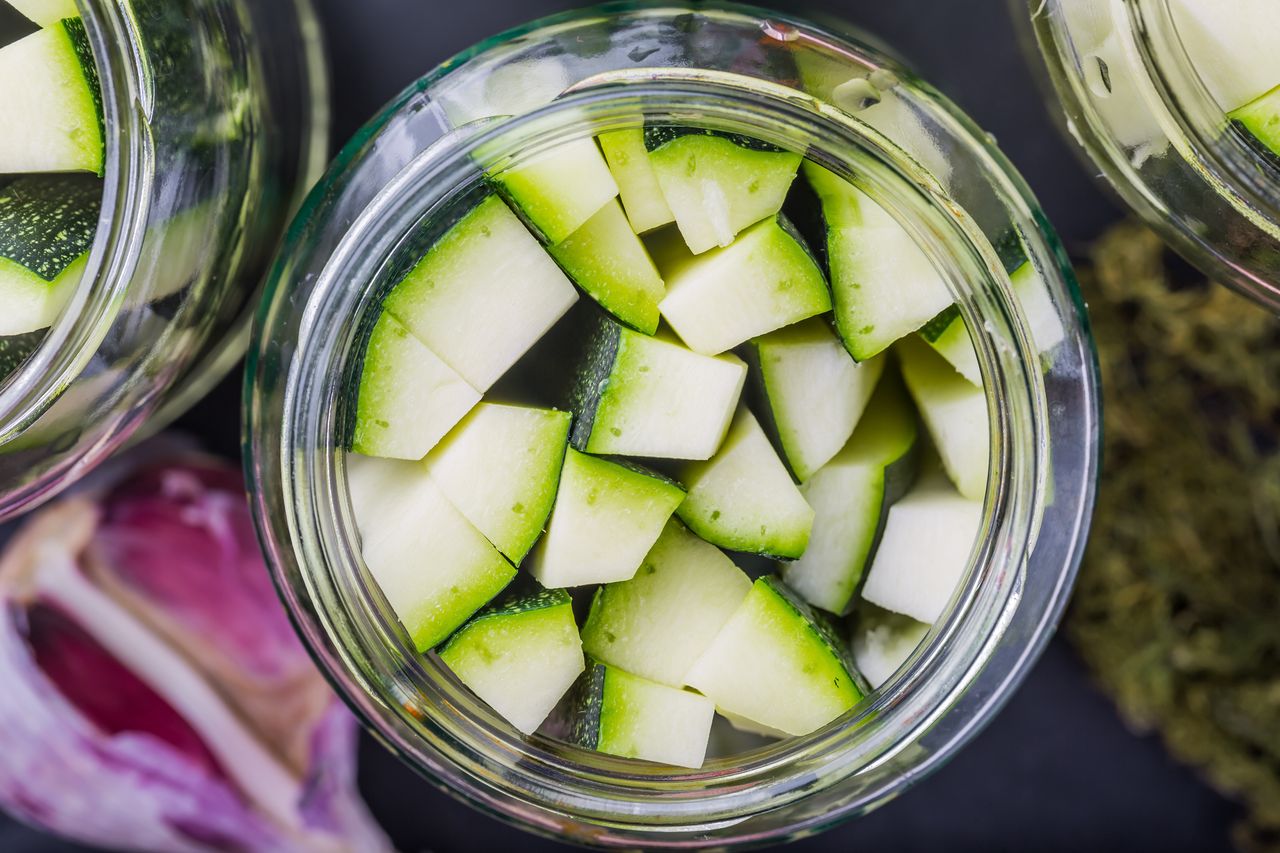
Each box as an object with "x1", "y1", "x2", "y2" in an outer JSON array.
[
  {"x1": 275, "y1": 68, "x2": 1050, "y2": 822},
  {"x1": 0, "y1": 0, "x2": 150, "y2": 447}
]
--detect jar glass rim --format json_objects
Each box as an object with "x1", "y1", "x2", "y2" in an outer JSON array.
[{"x1": 254, "y1": 67, "x2": 1053, "y2": 831}]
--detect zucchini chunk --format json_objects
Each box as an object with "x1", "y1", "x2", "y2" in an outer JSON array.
[
  {"x1": 598, "y1": 128, "x2": 675, "y2": 234},
  {"x1": 782, "y1": 371, "x2": 919, "y2": 615},
  {"x1": 685, "y1": 576, "x2": 865, "y2": 736},
  {"x1": 860, "y1": 470, "x2": 984, "y2": 624},
  {"x1": 581, "y1": 520, "x2": 751, "y2": 687},
  {"x1": 423, "y1": 402, "x2": 571, "y2": 563},
  {"x1": 645, "y1": 127, "x2": 801, "y2": 254},
  {"x1": 677, "y1": 408, "x2": 815, "y2": 560},
  {"x1": 352, "y1": 312, "x2": 481, "y2": 460},
  {"x1": 549, "y1": 198, "x2": 665, "y2": 334},
  {"x1": 796, "y1": 162, "x2": 951, "y2": 361},
  {"x1": 529, "y1": 448, "x2": 685, "y2": 588},
  {"x1": 489, "y1": 137, "x2": 619, "y2": 244},
  {"x1": 0, "y1": 18, "x2": 103, "y2": 174},
  {"x1": 383, "y1": 194, "x2": 579, "y2": 391},
  {"x1": 850, "y1": 603, "x2": 931, "y2": 689},
  {"x1": 568, "y1": 657, "x2": 715, "y2": 768},
  {"x1": 0, "y1": 173, "x2": 100, "y2": 335},
  {"x1": 744, "y1": 318, "x2": 885, "y2": 482},
  {"x1": 896, "y1": 336, "x2": 989, "y2": 501},
  {"x1": 568, "y1": 313, "x2": 746, "y2": 460},
  {"x1": 439, "y1": 581, "x2": 584, "y2": 735},
  {"x1": 651, "y1": 214, "x2": 831, "y2": 355},
  {"x1": 1230, "y1": 83, "x2": 1280, "y2": 158},
  {"x1": 6, "y1": 0, "x2": 78, "y2": 26},
  {"x1": 346, "y1": 454, "x2": 516, "y2": 652}
]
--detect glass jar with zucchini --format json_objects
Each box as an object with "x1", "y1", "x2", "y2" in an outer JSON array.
[
  {"x1": 247, "y1": 3, "x2": 1100, "y2": 848},
  {"x1": 0, "y1": 0, "x2": 327, "y2": 518},
  {"x1": 1025, "y1": 0, "x2": 1280, "y2": 307}
]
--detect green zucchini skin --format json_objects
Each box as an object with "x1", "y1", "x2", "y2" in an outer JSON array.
[
  {"x1": 567, "y1": 657, "x2": 609, "y2": 750},
  {"x1": 0, "y1": 329, "x2": 45, "y2": 379},
  {"x1": 0, "y1": 173, "x2": 101, "y2": 282},
  {"x1": 642, "y1": 125, "x2": 785, "y2": 154}
]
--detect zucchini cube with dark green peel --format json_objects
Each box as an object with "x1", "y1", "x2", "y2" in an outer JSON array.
[
  {"x1": 798, "y1": 162, "x2": 952, "y2": 361},
  {"x1": 684, "y1": 576, "x2": 865, "y2": 736},
  {"x1": 529, "y1": 448, "x2": 686, "y2": 588},
  {"x1": 548, "y1": 198, "x2": 665, "y2": 334},
  {"x1": 921, "y1": 260, "x2": 1066, "y2": 386},
  {"x1": 568, "y1": 313, "x2": 746, "y2": 460},
  {"x1": 860, "y1": 470, "x2": 984, "y2": 625},
  {"x1": 581, "y1": 520, "x2": 752, "y2": 687},
  {"x1": 568, "y1": 658, "x2": 715, "y2": 768},
  {"x1": 488, "y1": 136, "x2": 619, "y2": 244},
  {"x1": 650, "y1": 214, "x2": 831, "y2": 356},
  {"x1": 439, "y1": 582, "x2": 584, "y2": 735},
  {"x1": 7, "y1": 0, "x2": 78, "y2": 26},
  {"x1": 1231, "y1": 84, "x2": 1280, "y2": 157},
  {"x1": 346, "y1": 455, "x2": 516, "y2": 653},
  {"x1": 0, "y1": 173, "x2": 101, "y2": 336},
  {"x1": 897, "y1": 336, "x2": 989, "y2": 501},
  {"x1": 782, "y1": 371, "x2": 919, "y2": 615},
  {"x1": 851, "y1": 603, "x2": 931, "y2": 689},
  {"x1": 598, "y1": 128, "x2": 675, "y2": 234},
  {"x1": 352, "y1": 312, "x2": 482, "y2": 460},
  {"x1": 744, "y1": 318, "x2": 886, "y2": 482},
  {"x1": 383, "y1": 194, "x2": 579, "y2": 391},
  {"x1": 677, "y1": 408, "x2": 814, "y2": 560},
  {"x1": 645, "y1": 127, "x2": 802, "y2": 254},
  {"x1": 0, "y1": 18, "x2": 104, "y2": 174},
  {"x1": 423, "y1": 402, "x2": 571, "y2": 564}
]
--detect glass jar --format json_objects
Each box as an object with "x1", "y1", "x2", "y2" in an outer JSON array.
[
  {"x1": 247, "y1": 4, "x2": 1100, "y2": 848},
  {"x1": 1024, "y1": 0, "x2": 1280, "y2": 308},
  {"x1": 0, "y1": 0, "x2": 328, "y2": 519}
]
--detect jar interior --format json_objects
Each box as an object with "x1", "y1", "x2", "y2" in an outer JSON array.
[{"x1": 297, "y1": 75, "x2": 1048, "y2": 810}]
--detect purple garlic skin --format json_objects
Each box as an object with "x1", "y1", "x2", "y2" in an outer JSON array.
[{"x1": 0, "y1": 453, "x2": 391, "y2": 852}]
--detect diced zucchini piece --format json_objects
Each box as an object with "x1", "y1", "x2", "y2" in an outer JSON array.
[
  {"x1": 744, "y1": 318, "x2": 886, "y2": 481},
  {"x1": 897, "y1": 336, "x2": 989, "y2": 501},
  {"x1": 346, "y1": 455, "x2": 516, "y2": 652},
  {"x1": 798, "y1": 162, "x2": 952, "y2": 361},
  {"x1": 489, "y1": 137, "x2": 619, "y2": 244},
  {"x1": 850, "y1": 603, "x2": 930, "y2": 689},
  {"x1": 0, "y1": 173, "x2": 100, "y2": 335},
  {"x1": 568, "y1": 314, "x2": 746, "y2": 460},
  {"x1": 685, "y1": 576, "x2": 864, "y2": 736},
  {"x1": 423, "y1": 402, "x2": 571, "y2": 563},
  {"x1": 529, "y1": 449, "x2": 686, "y2": 588},
  {"x1": 860, "y1": 471, "x2": 983, "y2": 624},
  {"x1": 677, "y1": 408, "x2": 814, "y2": 559},
  {"x1": 782, "y1": 372, "x2": 919, "y2": 615},
  {"x1": 598, "y1": 128, "x2": 675, "y2": 233},
  {"x1": 352, "y1": 312, "x2": 481, "y2": 460},
  {"x1": 0, "y1": 18, "x2": 103, "y2": 174},
  {"x1": 0, "y1": 329, "x2": 43, "y2": 378},
  {"x1": 581, "y1": 520, "x2": 752, "y2": 686},
  {"x1": 6, "y1": 0, "x2": 78, "y2": 26},
  {"x1": 439, "y1": 582, "x2": 584, "y2": 735},
  {"x1": 549, "y1": 198, "x2": 665, "y2": 334},
  {"x1": 568, "y1": 658, "x2": 715, "y2": 768},
  {"x1": 1168, "y1": 0, "x2": 1280, "y2": 113},
  {"x1": 383, "y1": 195, "x2": 578, "y2": 391},
  {"x1": 650, "y1": 215, "x2": 831, "y2": 355},
  {"x1": 645, "y1": 128, "x2": 802, "y2": 254},
  {"x1": 921, "y1": 260, "x2": 1067, "y2": 386},
  {"x1": 1231, "y1": 84, "x2": 1280, "y2": 157}
]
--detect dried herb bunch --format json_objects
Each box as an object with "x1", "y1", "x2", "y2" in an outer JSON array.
[{"x1": 1070, "y1": 221, "x2": 1280, "y2": 851}]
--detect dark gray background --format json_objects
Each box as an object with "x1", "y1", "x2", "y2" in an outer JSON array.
[{"x1": 0, "y1": 1, "x2": 1243, "y2": 851}]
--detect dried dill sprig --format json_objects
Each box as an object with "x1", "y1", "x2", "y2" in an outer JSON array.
[{"x1": 1069, "y1": 221, "x2": 1280, "y2": 852}]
